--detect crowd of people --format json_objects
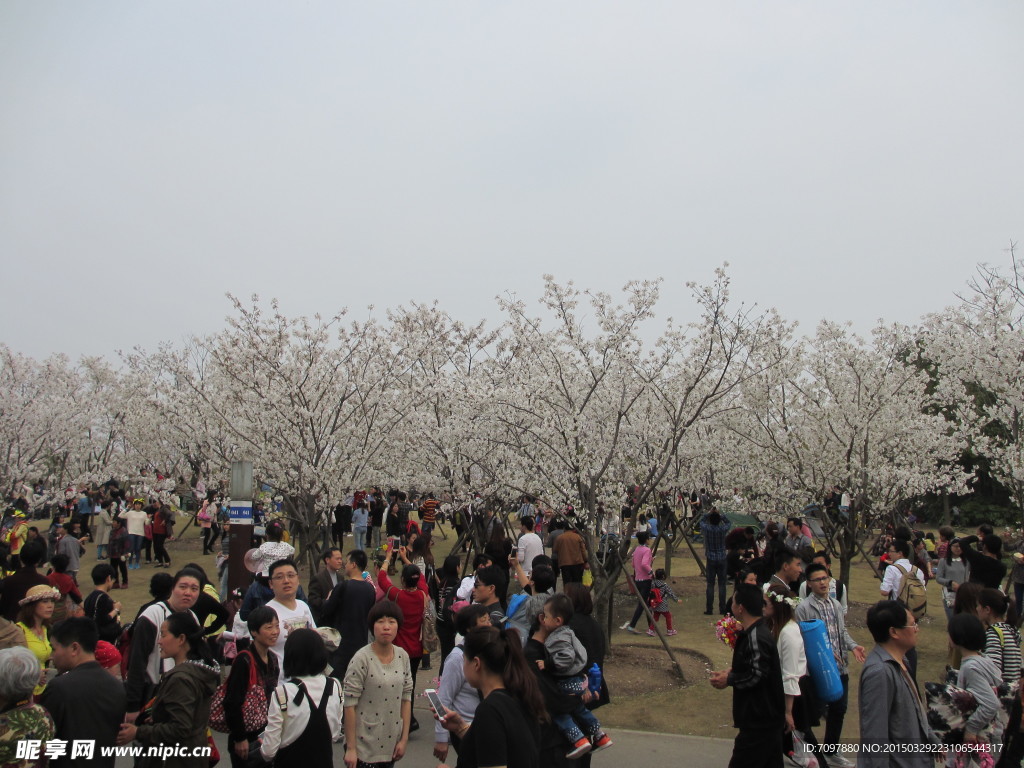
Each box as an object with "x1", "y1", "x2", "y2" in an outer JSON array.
[
  {"x1": 0, "y1": 479, "x2": 617, "y2": 768},
  {"x1": 688, "y1": 502, "x2": 1024, "y2": 768},
  {"x1": 6, "y1": 476, "x2": 1024, "y2": 768}
]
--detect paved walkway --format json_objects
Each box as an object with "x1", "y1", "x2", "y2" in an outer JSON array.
[{"x1": 194, "y1": 718, "x2": 738, "y2": 768}]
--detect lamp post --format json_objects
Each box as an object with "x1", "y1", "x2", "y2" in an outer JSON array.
[{"x1": 227, "y1": 461, "x2": 254, "y2": 594}]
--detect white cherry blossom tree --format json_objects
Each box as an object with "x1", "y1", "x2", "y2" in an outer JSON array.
[
  {"x1": 728, "y1": 320, "x2": 968, "y2": 585},
  {"x1": 924, "y1": 246, "x2": 1024, "y2": 523}
]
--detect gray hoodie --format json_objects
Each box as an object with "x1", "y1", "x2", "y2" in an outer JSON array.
[
  {"x1": 958, "y1": 654, "x2": 1003, "y2": 738},
  {"x1": 544, "y1": 624, "x2": 588, "y2": 677}
]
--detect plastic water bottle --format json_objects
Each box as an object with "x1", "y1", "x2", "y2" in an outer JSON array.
[
  {"x1": 587, "y1": 662, "x2": 602, "y2": 696},
  {"x1": 362, "y1": 571, "x2": 371, "y2": 581}
]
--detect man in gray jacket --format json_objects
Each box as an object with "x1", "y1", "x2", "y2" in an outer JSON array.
[
  {"x1": 859, "y1": 600, "x2": 939, "y2": 767},
  {"x1": 796, "y1": 563, "x2": 865, "y2": 767}
]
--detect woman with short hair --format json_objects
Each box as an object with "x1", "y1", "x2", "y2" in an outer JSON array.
[
  {"x1": 344, "y1": 600, "x2": 413, "y2": 768},
  {"x1": 226, "y1": 606, "x2": 280, "y2": 768},
  {"x1": 260, "y1": 628, "x2": 341, "y2": 768},
  {"x1": 0, "y1": 646, "x2": 54, "y2": 768}
]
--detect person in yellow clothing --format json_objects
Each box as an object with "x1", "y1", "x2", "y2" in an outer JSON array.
[
  {"x1": 202, "y1": 580, "x2": 226, "y2": 642},
  {"x1": 16, "y1": 584, "x2": 59, "y2": 694},
  {"x1": 3, "y1": 512, "x2": 30, "y2": 569}
]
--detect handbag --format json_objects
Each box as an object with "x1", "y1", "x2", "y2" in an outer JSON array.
[
  {"x1": 210, "y1": 651, "x2": 269, "y2": 733},
  {"x1": 421, "y1": 593, "x2": 440, "y2": 654},
  {"x1": 789, "y1": 730, "x2": 819, "y2": 768}
]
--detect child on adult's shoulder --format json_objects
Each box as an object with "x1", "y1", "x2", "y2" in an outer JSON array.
[
  {"x1": 647, "y1": 568, "x2": 679, "y2": 636},
  {"x1": 535, "y1": 594, "x2": 613, "y2": 759}
]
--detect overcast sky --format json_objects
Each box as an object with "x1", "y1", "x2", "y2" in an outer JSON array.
[{"x1": 2, "y1": 2, "x2": 1022, "y2": 359}]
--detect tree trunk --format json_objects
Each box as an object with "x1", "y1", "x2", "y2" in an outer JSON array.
[{"x1": 282, "y1": 492, "x2": 321, "y2": 575}]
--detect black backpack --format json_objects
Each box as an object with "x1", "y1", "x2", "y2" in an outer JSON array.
[{"x1": 438, "y1": 580, "x2": 459, "y2": 625}]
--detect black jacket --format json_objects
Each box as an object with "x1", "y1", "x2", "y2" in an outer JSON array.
[
  {"x1": 40, "y1": 661, "x2": 127, "y2": 768},
  {"x1": 960, "y1": 536, "x2": 1008, "y2": 589},
  {"x1": 728, "y1": 618, "x2": 785, "y2": 730},
  {"x1": 307, "y1": 565, "x2": 341, "y2": 624}
]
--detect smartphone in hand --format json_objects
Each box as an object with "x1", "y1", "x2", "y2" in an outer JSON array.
[{"x1": 424, "y1": 688, "x2": 448, "y2": 719}]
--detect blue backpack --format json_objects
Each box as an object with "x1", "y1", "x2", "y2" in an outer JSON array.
[{"x1": 503, "y1": 593, "x2": 531, "y2": 630}]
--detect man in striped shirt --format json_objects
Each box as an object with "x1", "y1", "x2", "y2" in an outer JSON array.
[{"x1": 419, "y1": 494, "x2": 439, "y2": 538}]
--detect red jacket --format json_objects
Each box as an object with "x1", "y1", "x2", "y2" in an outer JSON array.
[
  {"x1": 47, "y1": 571, "x2": 82, "y2": 603},
  {"x1": 377, "y1": 568, "x2": 428, "y2": 657}
]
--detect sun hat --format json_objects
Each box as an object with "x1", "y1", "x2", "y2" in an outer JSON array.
[{"x1": 18, "y1": 585, "x2": 61, "y2": 606}]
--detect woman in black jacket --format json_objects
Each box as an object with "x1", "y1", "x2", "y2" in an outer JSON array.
[
  {"x1": 438, "y1": 626, "x2": 544, "y2": 768},
  {"x1": 224, "y1": 606, "x2": 280, "y2": 768},
  {"x1": 431, "y1": 556, "x2": 462, "y2": 673}
]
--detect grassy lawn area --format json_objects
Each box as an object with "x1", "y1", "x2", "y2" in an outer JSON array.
[{"x1": 597, "y1": 537, "x2": 953, "y2": 741}]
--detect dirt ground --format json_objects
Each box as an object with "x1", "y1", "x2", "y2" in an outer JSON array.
[{"x1": 604, "y1": 643, "x2": 713, "y2": 696}]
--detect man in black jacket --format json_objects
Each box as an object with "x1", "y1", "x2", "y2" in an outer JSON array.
[
  {"x1": 960, "y1": 533, "x2": 1007, "y2": 590},
  {"x1": 307, "y1": 547, "x2": 344, "y2": 624},
  {"x1": 321, "y1": 549, "x2": 376, "y2": 680},
  {"x1": 711, "y1": 582, "x2": 785, "y2": 768},
  {"x1": 42, "y1": 618, "x2": 126, "y2": 768}
]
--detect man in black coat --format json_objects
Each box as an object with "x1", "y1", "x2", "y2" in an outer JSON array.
[
  {"x1": 307, "y1": 547, "x2": 344, "y2": 624},
  {"x1": 710, "y1": 582, "x2": 785, "y2": 768},
  {"x1": 321, "y1": 549, "x2": 377, "y2": 680},
  {"x1": 41, "y1": 617, "x2": 126, "y2": 768}
]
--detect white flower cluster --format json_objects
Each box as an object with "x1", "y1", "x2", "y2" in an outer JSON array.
[{"x1": 762, "y1": 585, "x2": 801, "y2": 608}]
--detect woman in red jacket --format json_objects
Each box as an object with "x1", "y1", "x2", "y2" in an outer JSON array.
[{"x1": 377, "y1": 563, "x2": 428, "y2": 730}]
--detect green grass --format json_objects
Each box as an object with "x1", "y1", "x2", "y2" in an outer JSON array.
[{"x1": 597, "y1": 540, "x2": 952, "y2": 739}]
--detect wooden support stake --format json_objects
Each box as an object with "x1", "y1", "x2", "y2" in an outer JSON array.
[{"x1": 623, "y1": 572, "x2": 685, "y2": 682}]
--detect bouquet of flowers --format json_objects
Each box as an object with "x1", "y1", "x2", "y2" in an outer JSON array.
[{"x1": 715, "y1": 615, "x2": 741, "y2": 648}]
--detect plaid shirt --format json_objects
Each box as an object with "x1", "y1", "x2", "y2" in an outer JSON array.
[{"x1": 699, "y1": 514, "x2": 731, "y2": 561}]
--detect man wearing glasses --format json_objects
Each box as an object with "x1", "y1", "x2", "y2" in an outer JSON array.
[
  {"x1": 265, "y1": 558, "x2": 316, "y2": 679},
  {"x1": 859, "y1": 601, "x2": 939, "y2": 765},
  {"x1": 796, "y1": 563, "x2": 866, "y2": 767},
  {"x1": 879, "y1": 540, "x2": 924, "y2": 603},
  {"x1": 878, "y1": 540, "x2": 925, "y2": 681},
  {"x1": 471, "y1": 565, "x2": 507, "y2": 627},
  {"x1": 798, "y1": 551, "x2": 848, "y2": 615}
]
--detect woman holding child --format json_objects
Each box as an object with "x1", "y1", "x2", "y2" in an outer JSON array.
[{"x1": 436, "y1": 625, "x2": 543, "y2": 768}]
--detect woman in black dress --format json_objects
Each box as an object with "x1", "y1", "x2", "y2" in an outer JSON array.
[{"x1": 437, "y1": 626, "x2": 544, "y2": 768}]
